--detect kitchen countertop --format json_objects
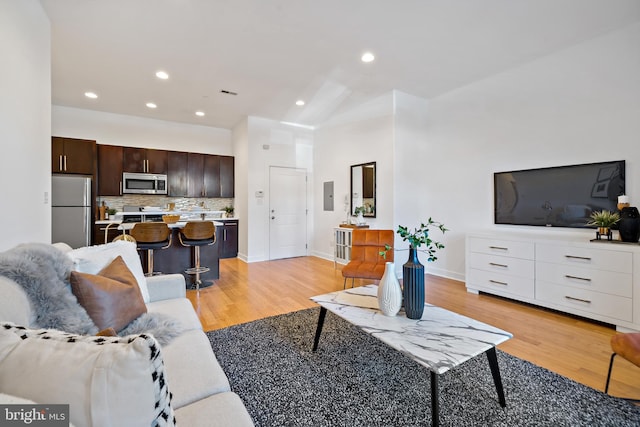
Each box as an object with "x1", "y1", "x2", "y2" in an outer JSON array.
[
  {"x1": 117, "y1": 220, "x2": 224, "y2": 231},
  {"x1": 96, "y1": 214, "x2": 238, "y2": 225}
]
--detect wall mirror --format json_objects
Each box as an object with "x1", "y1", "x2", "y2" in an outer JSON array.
[{"x1": 350, "y1": 161, "x2": 376, "y2": 217}]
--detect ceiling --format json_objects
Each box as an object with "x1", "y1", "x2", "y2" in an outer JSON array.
[{"x1": 40, "y1": 0, "x2": 640, "y2": 130}]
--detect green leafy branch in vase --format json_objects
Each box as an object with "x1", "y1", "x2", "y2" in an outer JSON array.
[{"x1": 379, "y1": 218, "x2": 448, "y2": 261}]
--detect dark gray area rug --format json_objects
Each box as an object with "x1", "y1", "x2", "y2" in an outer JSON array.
[{"x1": 206, "y1": 308, "x2": 640, "y2": 426}]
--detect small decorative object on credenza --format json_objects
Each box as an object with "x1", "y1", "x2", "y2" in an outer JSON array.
[
  {"x1": 618, "y1": 206, "x2": 640, "y2": 243},
  {"x1": 396, "y1": 218, "x2": 448, "y2": 319},
  {"x1": 377, "y1": 262, "x2": 402, "y2": 316},
  {"x1": 587, "y1": 210, "x2": 620, "y2": 241},
  {"x1": 617, "y1": 195, "x2": 630, "y2": 211}
]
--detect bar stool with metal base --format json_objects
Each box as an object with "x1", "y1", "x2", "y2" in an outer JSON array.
[
  {"x1": 129, "y1": 222, "x2": 172, "y2": 276},
  {"x1": 178, "y1": 221, "x2": 216, "y2": 291}
]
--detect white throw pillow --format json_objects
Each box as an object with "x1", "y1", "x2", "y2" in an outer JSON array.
[
  {"x1": 0, "y1": 323, "x2": 175, "y2": 427},
  {"x1": 68, "y1": 240, "x2": 150, "y2": 303}
]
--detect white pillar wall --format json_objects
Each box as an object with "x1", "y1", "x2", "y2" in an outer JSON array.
[{"x1": 0, "y1": 1, "x2": 51, "y2": 250}]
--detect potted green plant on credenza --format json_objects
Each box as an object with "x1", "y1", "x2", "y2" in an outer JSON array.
[
  {"x1": 397, "y1": 218, "x2": 448, "y2": 319},
  {"x1": 587, "y1": 210, "x2": 620, "y2": 241}
]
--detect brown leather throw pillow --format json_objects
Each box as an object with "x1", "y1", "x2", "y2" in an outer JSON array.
[{"x1": 70, "y1": 255, "x2": 147, "y2": 332}]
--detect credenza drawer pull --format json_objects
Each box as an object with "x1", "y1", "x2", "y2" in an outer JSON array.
[
  {"x1": 489, "y1": 279, "x2": 508, "y2": 286},
  {"x1": 489, "y1": 262, "x2": 508, "y2": 268},
  {"x1": 489, "y1": 246, "x2": 508, "y2": 251},
  {"x1": 565, "y1": 295, "x2": 591, "y2": 304},
  {"x1": 565, "y1": 275, "x2": 591, "y2": 282},
  {"x1": 565, "y1": 255, "x2": 591, "y2": 261}
]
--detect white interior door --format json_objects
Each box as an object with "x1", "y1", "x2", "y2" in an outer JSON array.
[{"x1": 269, "y1": 167, "x2": 307, "y2": 260}]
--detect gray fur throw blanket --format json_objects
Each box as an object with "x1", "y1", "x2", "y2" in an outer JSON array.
[{"x1": 0, "y1": 243, "x2": 182, "y2": 346}]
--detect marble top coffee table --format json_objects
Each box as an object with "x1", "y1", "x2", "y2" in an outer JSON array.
[{"x1": 310, "y1": 285, "x2": 513, "y2": 427}]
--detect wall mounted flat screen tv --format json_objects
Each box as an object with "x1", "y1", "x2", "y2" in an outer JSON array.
[{"x1": 494, "y1": 160, "x2": 625, "y2": 228}]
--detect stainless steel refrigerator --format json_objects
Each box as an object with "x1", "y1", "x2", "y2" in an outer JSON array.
[{"x1": 52, "y1": 175, "x2": 92, "y2": 248}]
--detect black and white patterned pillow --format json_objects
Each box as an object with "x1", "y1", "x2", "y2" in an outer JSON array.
[{"x1": 0, "y1": 323, "x2": 176, "y2": 427}]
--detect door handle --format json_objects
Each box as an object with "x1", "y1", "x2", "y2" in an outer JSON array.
[
  {"x1": 271, "y1": 216, "x2": 275, "y2": 220},
  {"x1": 64, "y1": 155, "x2": 67, "y2": 171},
  {"x1": 59, "y1": 155, "x2": 63, "y2": 171}
]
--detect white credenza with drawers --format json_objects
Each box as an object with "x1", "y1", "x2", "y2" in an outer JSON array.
[{"x1": 466, "y1": 232, "x2": 640, "y2": 331}]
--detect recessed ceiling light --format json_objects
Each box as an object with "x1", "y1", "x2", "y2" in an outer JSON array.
[
  {"x1": 195, "y1": 111, "x2": 205, "y2": 117},
  {"x1": 146, "y1": 102, "x2": 157, "y2": 109},
  {"x1": 155, "y1": 70, "x2": 169, "y2": 80},
  {"x1": 296, "y1": 100, "x2": 305, "y2": 106},
  {"x1": 84, "y1": 92, "x2": 98, "y2": 99},
  {"x1": 361, "y1": 52, "x2": 375, "y2": 63}
]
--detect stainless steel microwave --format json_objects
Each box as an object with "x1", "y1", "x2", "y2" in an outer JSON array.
[{"x1": 122, "y1": 172, "x2": 168, "y2": 195}]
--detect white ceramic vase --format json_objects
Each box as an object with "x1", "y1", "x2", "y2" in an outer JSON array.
[{"x1": 377, "y1": 262, "x2": 402, "y2": 316}]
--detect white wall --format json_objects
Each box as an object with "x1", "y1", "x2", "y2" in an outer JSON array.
[
  {"x1": 236, "y1": 117, "x2": 314, "y2": 262},
  {"x1": 232, "y1": 118, "x2": 249, "y2": 259},
  {"x1": 312, "y1": 93, "x2": 395, "y2": 260},
  {"x1": 393, "y1": 91, "x2": 442, "y2": 274},
  {"x1": 395, "y1": 22, "x2": 640, "y2": 281},
  {"x1": 0, "y1": 1, "x2": 51, "y2": 251},
  {"x1": 52, "y1": 106, "x2": 232, "y2": 154}
]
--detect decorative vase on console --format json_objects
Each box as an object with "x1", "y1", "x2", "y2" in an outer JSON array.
[
  {"x1": 396, "y1": 219, "x2": 448, "y2": 320},
  {"x1": 377, "y1": 262, "x2": 402, "y2": 316},
  {"x1": 618, "y1": 207, "x2": 640, "y2": 243},
  {"x1": 403, "y1": 247, "x2": 425, "y2": 319}
]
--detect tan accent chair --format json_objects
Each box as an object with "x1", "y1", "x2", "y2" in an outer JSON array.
[
  {"x1": 605, "y1": 332, "x2": 640, "y2": 400},
  {"x1": 341, "y1": 229, "x2": 394, "y2": 289},
  {"x1": 129, "y1": 222, "x2": 172, "y2": 276},
  {"x1": 178, "y1": 221, "x2": 216, "y2": 292}
]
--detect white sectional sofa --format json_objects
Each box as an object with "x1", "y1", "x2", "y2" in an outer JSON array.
[{"x1": 0, "y1": 241, "x2": 253, "y2": 427}]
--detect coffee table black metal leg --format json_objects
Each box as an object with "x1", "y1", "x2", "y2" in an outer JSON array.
[
  {"x1": 485, "y1": 347, "x2": 506, "y2": 407},
  {"x1": 312, "y1": 307, "x2": 327, "y2": 352},
  {"x1": 430, "y1": 371, "x2": 440, "y2": 427}
]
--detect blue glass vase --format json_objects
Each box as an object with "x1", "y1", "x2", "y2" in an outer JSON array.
[{"x1": 403, "y1": 247, "x2": 425, "y2": 319}]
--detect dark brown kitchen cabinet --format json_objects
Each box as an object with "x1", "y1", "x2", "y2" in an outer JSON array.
[
  {"x1": 203, "y1": 155, "x2": 221, "y2": 197},
  {"x1": 97, "y1": 144, "x2": 123, "y2": 196},
  {"x1": 187, "y1": 153, "x2": 205, "y2": 197},
  {"x1": 217, "y1": 219, "x2": 238, "y2": 258},
  {"x1": 220, "y1": 156, "x2": 234, "y2": 197},
  {"x1": 167, "y1": 151, "x2": 188, "y2": 197},
  {"x1": 187, "y1": 154, "x2": 230, "y2": 198},
  {"x1": 123, "y1": 147, "x2": 167, "y2": 174},
  {"x1": 51, "y1": 137, "x2": 96, "y2": 175}
]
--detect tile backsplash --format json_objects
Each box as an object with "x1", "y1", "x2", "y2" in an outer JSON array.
[{"x1": 98, "y1": 195, "x2": 233, "y2": 213}]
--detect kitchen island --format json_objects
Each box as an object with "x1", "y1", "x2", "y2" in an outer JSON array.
[{"x1": 96, "y1": 210, "x2": 235, "y2": 289}]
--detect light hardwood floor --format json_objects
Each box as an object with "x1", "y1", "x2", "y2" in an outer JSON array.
[{"x1": 187, "y1": 256, "x2": 640, "y2": 399}]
